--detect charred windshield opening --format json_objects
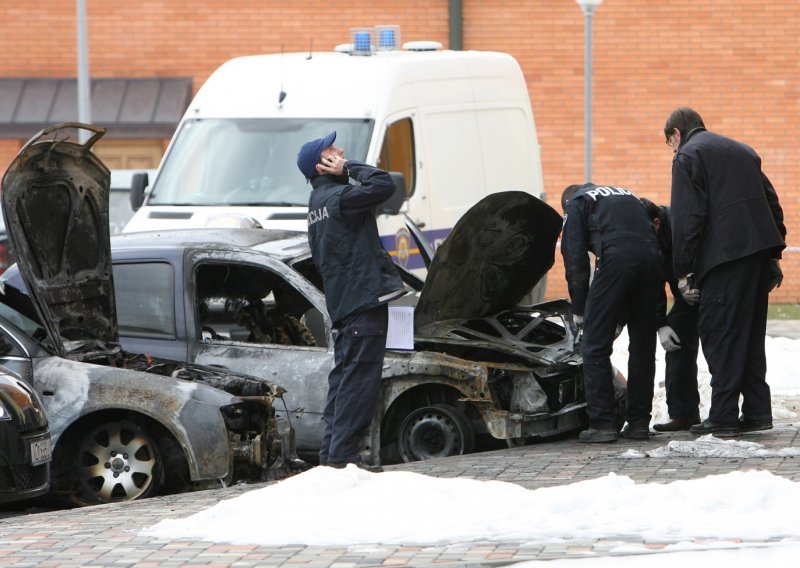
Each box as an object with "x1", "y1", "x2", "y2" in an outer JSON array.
[{"x1": 148, "y1": 118, "x2": 374, "y2": 207}]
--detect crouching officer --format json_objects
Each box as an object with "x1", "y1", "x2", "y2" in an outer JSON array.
[
  {"x1": 561, "y1": 183, "x2": 662, "y2": 442},
  {"x1": 641, "y1": 199, "x2": 701, "y2": 430},
  {"x1": 297, "y1": 131, "x2": 406, "y2": 470}
]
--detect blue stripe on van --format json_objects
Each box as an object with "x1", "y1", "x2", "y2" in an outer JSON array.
[{"x1": 381, "y1": 227, "x2": 451, "y2": 271}]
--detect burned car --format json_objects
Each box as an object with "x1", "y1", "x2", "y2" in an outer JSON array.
[
  {"x1": 0, "y1": 123, "x2": 295, "y2": 506},
  {"x1": 0, "y1": 369, "x2": 51, "y2": 504},
  {"x1": 98, "y1": 190, "x2": 616, "y2": 465}
]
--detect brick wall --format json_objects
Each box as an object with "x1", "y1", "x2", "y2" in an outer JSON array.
[{"x1": 1, "y1": 0, "x2": 797, "y2": 301}]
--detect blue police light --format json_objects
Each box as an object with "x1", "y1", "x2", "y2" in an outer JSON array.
[
  {"x1": 376, "y1": 25, "x2": 400, "y2": 50},
  {"x1": 350, "y1": 28, "x2": 373, "y2": 55}
]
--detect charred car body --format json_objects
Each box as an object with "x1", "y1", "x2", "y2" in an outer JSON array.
[
  {"x1": 0, "y1": 124, "x2": 294, "y2": 506},
  {"x1": 0, "y1": 369, "x2": 51, "y2": 504},
  {"x1": 101, "y1": 189, "x2": 607, "y2": 465}
]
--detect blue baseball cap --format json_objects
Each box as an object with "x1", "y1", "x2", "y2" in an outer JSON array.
[{"x1": 297, "y1": 131, "x2": 337, "y2": 181}]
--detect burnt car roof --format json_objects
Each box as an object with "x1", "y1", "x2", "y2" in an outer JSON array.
[{"x1": 110, "y1": 228, "x2": 309, "y2": 261}]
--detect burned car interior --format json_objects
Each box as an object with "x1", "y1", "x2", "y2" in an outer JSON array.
[{"x1": 195, "y1": 262, "x2": 324, "y2": 348}]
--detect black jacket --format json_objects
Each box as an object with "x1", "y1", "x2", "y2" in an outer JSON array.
[
  {"x1": 670, "y1": 129, "x2": 786, "y2": 281},
  {"x1": 307, "y1": 160, "x2": 405, "y2": 324},
  {"x1": 654, "y1": 205, "x2": 695, "y2": 328},
  {"x1": 561, "y1": 182, "x2": 660, "y2": 316}
]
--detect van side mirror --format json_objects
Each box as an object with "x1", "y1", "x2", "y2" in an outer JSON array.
[
  {"x1": 129, "y1": 172, "x2": 150, "y2": 212},
  {"x1": 377, "y1": 172, "x2": 407, "y2": 216}
]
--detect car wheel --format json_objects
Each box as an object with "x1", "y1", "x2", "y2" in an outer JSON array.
[
  {"x1": 397, "y1": 403, "x2": 475, "y2": 462},
  {"x1": 75, "y1": 420, "x2": 164, "y2": 504}
]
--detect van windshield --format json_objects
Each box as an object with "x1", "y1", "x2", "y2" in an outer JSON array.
[{"x1": 148, "y1": 118, "x2": 374, "y2": 206}]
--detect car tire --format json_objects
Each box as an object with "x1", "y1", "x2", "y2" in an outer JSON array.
[
  {"x1": 74, "y1": 419, "x2": 164, "y2": 505},
  {"x1": 397, "y1": 403, "x2": 475, "y2": 462}
]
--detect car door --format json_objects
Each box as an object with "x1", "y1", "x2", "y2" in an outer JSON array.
[
  {"x1": 185, "y1": 249, "x2": 334, "y2": 456},
  {"x1": 112, "y1": 259, "x2": 189, "y2": 362}
]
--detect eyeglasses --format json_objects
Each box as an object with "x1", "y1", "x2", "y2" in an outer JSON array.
[{"x1": 666, "y1": 131, "x2": 679, "y2": 149}]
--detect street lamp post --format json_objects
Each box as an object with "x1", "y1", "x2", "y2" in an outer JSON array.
[
  {"x1": 575, "y1": 0, "x2": 603, "y2": 182},
  {"x1": 76, "y1": 0, "x2": 92, "y2": 143}
]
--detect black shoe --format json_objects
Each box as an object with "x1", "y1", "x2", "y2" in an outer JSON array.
[
  {"x1": 327, "y1": 461, "x2": 384, "y2": 473},
  {"x1": 738, "y1": 417, "x2": 773, "y2": 433},
  {"x1": 578, "y1": 428, "x2": 618, "y2": 443},
  {"x1": 653, "y1": 415, "x2": 701, "y2": 432},
  {"x1": 689, "y1": 419, "x2": 740, "y2": 437},
  {"x1": 621, "y1": 423, "x2": 651, "y2": 439}
]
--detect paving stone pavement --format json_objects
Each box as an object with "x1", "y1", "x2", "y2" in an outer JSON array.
[{"x1": 2, "y1": 425, "x2": 800, "y2": 567}]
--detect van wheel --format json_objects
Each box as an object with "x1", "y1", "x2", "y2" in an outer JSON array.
[
  {"x1": 74, "y1": 420, "x2": 164, "y2": 505},
  {"x1": 397, "y1": 403, "x2": 475, "y2": 462}
]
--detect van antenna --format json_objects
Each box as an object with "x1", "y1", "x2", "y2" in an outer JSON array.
[
  {"x1": 306, "y1": 38, "x2": 313, "y2": 60},
  {"x1": 278, "y1": 44, "x2": 286, "y2": 105}
]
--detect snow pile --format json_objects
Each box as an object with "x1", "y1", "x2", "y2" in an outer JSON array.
[
  {"x1": 620, "y1": 434, "x2": 800, "y2": 459},
  {"x1": 140, "y1": 465, "x2": 800, "y2": 547}
]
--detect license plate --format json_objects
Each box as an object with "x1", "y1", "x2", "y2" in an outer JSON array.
[{"x1": 30, "y1": 436, "x2": 52, "y2": 466}]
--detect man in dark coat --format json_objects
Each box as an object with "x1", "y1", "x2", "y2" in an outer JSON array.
[
  {"x1": 297, "y1": 131, "x2": 406, "y2": 469},
  {"x1": 561, "y1": 183, "x2": 662, "y2": 442},
  {"x1": 641, "y1": 199, "x2": 700, "y2": 431},
  {"x1": 665, "y1": 107, "x2": 786, "y2": 436}
]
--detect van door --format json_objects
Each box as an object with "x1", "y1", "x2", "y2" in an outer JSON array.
[{"x1": 375, "y1": 116, "x2": 430, "y2": 273}]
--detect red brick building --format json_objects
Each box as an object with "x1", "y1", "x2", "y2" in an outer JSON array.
[{"x1": 0, "y1": 0, "x2": 797, "y2": 301}]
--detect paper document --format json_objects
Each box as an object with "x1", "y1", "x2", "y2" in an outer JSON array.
[{"x1": 386, "y1": 305, "x2": 414, "y2": 350}]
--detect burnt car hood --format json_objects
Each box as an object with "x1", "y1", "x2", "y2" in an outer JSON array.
[
  {"x1": 414, "y1": 191, "x2": 564, "y2": 328},
  {"x1": 1, "y1": 123, "x2": 117, "y2": 357}
]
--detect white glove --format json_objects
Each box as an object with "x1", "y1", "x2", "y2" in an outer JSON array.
[
  {"x1": 572, "y1": 313, "x2": 583, "y2": 329},
  {"x1": 658, "y1": 326, "x2": 682, "y2": 352},
  {"x1": 677, "y1": 275, "x2": 700, "y2": 305}
]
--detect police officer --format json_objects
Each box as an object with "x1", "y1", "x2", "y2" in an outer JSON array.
[
  {"x1": 641, "y1": 199, "x2": 701, "y2": 430},
  {"x1": 561, "y1": 183, "x2": 662, "y2": 442},
  {"x1": 297, "y1": 131, "x2": 406, "y2": 469},
  {"x1": 666, "y1": 107, "x2": 786, "y2": 436}
]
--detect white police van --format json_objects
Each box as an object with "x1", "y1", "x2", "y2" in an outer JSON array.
[{"x1": 123, "y1": 26, "x2": 545, "y2": 274}]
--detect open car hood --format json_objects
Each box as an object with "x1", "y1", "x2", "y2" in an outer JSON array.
[
  {"x1": 414, "y1": 191, "x2": 563, "y2": 328},
  {"x1": 1, "y1": 123, "x2": 117, "y2": 357}
]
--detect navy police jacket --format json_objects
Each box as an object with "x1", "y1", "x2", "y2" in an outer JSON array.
[
  {"x1": 561, "y1": 182, "x2": 659, "y2": 317},
  {"x1": 307, "y1": 160, "x2": 405, "y2": 325},
  {"x1": 670, "y1": 129, "x2": 786, "y2": 282}
]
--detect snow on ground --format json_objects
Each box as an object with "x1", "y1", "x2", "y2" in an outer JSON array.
[
  {"x1": 140, "y1": 466, "x2": 800, "y2": 547},
  {"x1": 619, "y1": 433, "x2": 800, "y2": 459},
  {"x1": 139, "y1": 334, "x2": 800, "y2": 559},
  {"x1": 611, "y1": 329, "x2": 800, "y2": 425}
]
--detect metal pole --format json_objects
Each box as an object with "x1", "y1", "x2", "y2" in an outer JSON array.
[
  {"x1": 76, "y1": 0, "x2": 92, "y2": 143},
  {"x1": 584, "y1": 10, "x2": 592, "y2": 182},
  {"x1": 448, "y1": 0, "x2": 463, "y2": 51}
]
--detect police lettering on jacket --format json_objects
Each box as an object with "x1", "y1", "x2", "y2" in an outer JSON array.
[
  {"x1": 307, "y1": 206, "x2": 329, "y2": 227},
  {"x1": 583, "y1": 186, "x2": 633, "y2": 201}
]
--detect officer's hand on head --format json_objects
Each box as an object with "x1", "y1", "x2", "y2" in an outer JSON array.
[
  {"x1": 768, "y1": 259, "x2": 783, "y2": 292},
  {"x1": 657, "y1": 326, "x2": 682, "y2": 352},
  {"x1": 572, "y1": 313, "x2": 584, "y2": 330},
  {"x1": 677, "y1": 275, "x2": 700, "y2": 306}
]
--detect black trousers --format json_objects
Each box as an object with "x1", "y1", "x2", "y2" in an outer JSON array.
[
  {"x1": 319, "y1": 303, "x2": 388, "y2": 465},
  {"x1": 664, "y1": 298, "x2": 700, "y2": 418},
  {"x1": 581, "y1": 251, "x2": 661, "y2": 430},
  {"x1": 699, "y1": 252, "x2": 772, "y2": 424}
]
